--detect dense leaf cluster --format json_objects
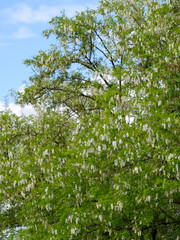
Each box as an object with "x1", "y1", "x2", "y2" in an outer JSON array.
[{"x1": 0, "y1": 0, "x2": 180, "y2": 239}]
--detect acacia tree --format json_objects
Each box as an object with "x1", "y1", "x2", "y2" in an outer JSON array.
[{"x1": 0, "y1": 0, "x2": 180, "y2": 239}]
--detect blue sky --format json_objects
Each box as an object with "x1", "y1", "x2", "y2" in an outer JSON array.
[{"x1": 0, "y1": 0, "x2": 99, "y2": 113}]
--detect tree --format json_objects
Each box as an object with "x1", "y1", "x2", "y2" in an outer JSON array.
[{"x1": 0, "y1": 0, "x2": 179, "y2": 239}]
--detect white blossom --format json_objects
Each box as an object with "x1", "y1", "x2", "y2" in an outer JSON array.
[
  {"x1": 43, "y1": 149, "x2": 49, "y2": 156},
  {"x1": 99, "y1": 215, "x2": 103, "y2": 221},
  {"x1": 133, "y1": 167, "x2": 139, "y2": 173},
  {"x1": 112, "y1": 141, "x2": 117, "y2": 150},
  {"x1": 45, "y1": 187, "x2": 48, "y2": 194},
  {"x1": 146, "y1": 196, "x2": 151, "y2": 202}
]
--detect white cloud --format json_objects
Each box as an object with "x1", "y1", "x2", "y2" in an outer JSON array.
[
  {"x1": 18, "y1": 84, "x2": 26, "y2": 94},
  {"x1": 0, "y1": 102, "x2": 5, "y2": 111},
  {"x1": 0, "y1": 85, "x2": 35, "y2": 116},
  {"x1": 9, "y1": 103, "x2": 35, "y2": 116},
  {"x1": 12, "y1": 27, "x2": 36, "y2": 39},
  {"x1": 5, "y1": 3, "x2": 97, "y2": 23},
  {"x1": 0, "y1": 101, "x2": 35, "y2": 116}
]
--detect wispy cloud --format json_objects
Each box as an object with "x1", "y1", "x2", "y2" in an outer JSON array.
[
  {"x1": 4, "y1": 3, "x2": 97, "y2": 24},
  {"x1": 5, "y1": 3, "x2": 62, "y2": 23},
  {"x1": 12, "y1": 27, "x2": 36, "y2": 39},
  {"x1": 0, "y1": 27, "x2": 36, "y2": 40},
  {"x1": 0, "y1": 42, "x2": 14, "y2": 47}
]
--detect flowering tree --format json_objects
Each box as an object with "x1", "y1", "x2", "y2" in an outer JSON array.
[{"x1": 0, "y1": 0, "x2": 179, "y2": 239}]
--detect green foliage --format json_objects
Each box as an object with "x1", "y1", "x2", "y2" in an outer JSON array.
[{"x1": 0, "y1": 0, "x2": 180, "y2": 239}]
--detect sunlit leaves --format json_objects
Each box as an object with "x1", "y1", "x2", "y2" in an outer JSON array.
[{"x1": 0, "y1": 0, "x2": 180, "y2": 239}]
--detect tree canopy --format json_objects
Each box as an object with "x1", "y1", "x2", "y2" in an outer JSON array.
[{"x1": 0, "y1": 0, "x2": 180, "y2": 239}]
